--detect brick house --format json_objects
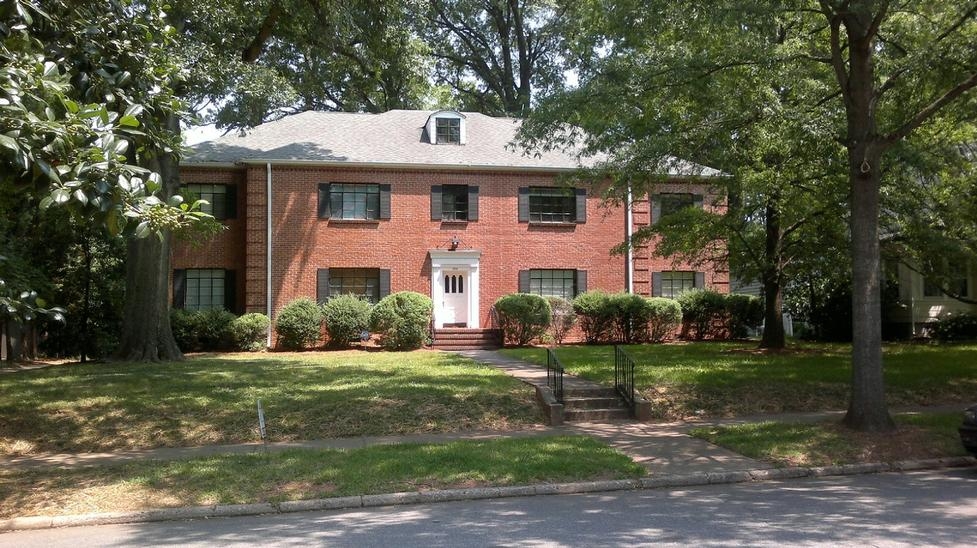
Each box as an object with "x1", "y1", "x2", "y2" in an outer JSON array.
[{"x1": 175, "y1": 109, "x2": 727, "y2": 347}]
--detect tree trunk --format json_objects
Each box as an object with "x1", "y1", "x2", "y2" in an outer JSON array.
[
  {"x1": 759, "y1": 195, "x2": 785, "y2": 348},
  {"x1": 839, "y1": 12, "x2": 894, "y2": 431},
  {"x1": 115, "y1": 114, "x2": 184, "y2": 362}
]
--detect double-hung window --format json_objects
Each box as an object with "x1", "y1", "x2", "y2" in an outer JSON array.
[
  {"x1": 529, "y1": 269, "x2": 577, "y2": 300},
  {"x1": 183, "y1": 183, "x2": 235, "y2": 220},
  {"x1": 441, "y1": 185, "x2": 469, "y2": 221},
  {"x1": 330, "y1": 183, "x2": 380, "y2": 220},
  {"x1": 436, "y1": 118, "x2": 461, "y2": 144},
  {"x1": 659, "y1": 271, "x2": 696, "y2": 298},
  {"x1": 328, "y1": 268, "x2": 381, "y2": 303},
  {"x1": 529, "y1": 187, "x2": 575, "y2": 223}
]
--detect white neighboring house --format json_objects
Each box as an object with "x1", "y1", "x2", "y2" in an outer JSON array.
[{"x1": 885, "y1": 261, "x2": 977, "y2": 337}]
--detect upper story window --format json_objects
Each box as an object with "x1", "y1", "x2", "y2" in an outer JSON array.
[
  {"x1": 529, "y1": 187, "x2": 575, "y2": 223},
  {"x1": 426, "y1": 110, "x2": 466, "y2": 145},
  {"x1": 431, "y1": 184, "x2": 479, "y2": 222},
  {"x1": 652, "y1": 192, "x2": 703, "y2": 224},
  {"x1": 318, "y1": 183, "x2": 391, "y2": 221},
  {"x1": 436, "y1": 118, "x2": 461, "y2": 144},
  {"x1": 183, "y1": 183, "x2": 236, "y2": 220}
]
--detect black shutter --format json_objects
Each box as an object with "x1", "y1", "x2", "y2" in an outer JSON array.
[
  {"x1": 467, "y1": 185, "x2": 479, "y2": 221},
  {"x1": 379, "y1": 184, "x2": 391, "y2": 220},
  {"x1": 575, "y1": 270, "x2": 588, "y2": 296},
  {"x1": 317, "y1": 183, "x2": 330, "y2": 219},
  {"x1": 518, "y1": 187, "x2": 530, "y2": 222},
  {"x1": 224, "y1": 270, "x2": 237, "y2": 312},
  {"x1": 518, "y1": 270, "x2": 530, "y2": 293},
  {"x1": 693, "y1": 194, "x2": 704, "y2": 210},
  {"x1": 694, "y1": 272, "x2": 706, "y2": 289},
  {"x1": 224, "y1": 185, "x2": 237, "y2": 220},
  {"x1": 379, "y1": 269, "x2": 391, "y2": 298},
  {"x1": 651, "y1": 195, "x2": 662, "y2": 225},
  {"x1": 431, "y1": 185, "x2": 442, "y2": 221},
  {"x1": 652, "y1": 271, "x2": 663, "y2": 297},
  {"x1": 316, "y1": 268, "x2": 330, "y2": 304},
  {"x1": 575, "y1": 188, "x2": 587, "y2": 223},
  {"x1": 173, "y1": 269, "x2": 186, "y2": 308}
]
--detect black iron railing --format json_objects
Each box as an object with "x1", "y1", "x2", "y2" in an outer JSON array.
[
  {"x1": 546, "y1": 347, "x2": 565, "y2": 403},
  {"x1": 614, "y1": 345, "x2": 636, "y2": 416}
]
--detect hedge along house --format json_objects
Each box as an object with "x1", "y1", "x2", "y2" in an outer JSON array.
[{"x1": 174, "y1": 109, "x2": 726, "y2": 348}]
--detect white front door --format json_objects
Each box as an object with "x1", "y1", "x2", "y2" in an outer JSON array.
[{"x1": 441, "y1": 270, "x2": 468, "y2": 325}]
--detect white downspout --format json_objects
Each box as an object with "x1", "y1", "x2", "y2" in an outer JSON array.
[
  {"x1": 626, "y1": 180, "x2": 634, "y2": 294},
  {"x1": 266, "y1": 162, "x2": 273, "y2": 348}
]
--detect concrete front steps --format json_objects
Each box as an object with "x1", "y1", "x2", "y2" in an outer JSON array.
[
  {"x1": 562, "y1": 387, "x2": 631, "y2": 422},
  {"x1": 431, "y1": 328, "x2": 502, "y2": 351}
]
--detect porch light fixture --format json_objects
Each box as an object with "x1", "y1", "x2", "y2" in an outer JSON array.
[{"x1": 450, "y1": 236, "x2": 460, "y2": 250}]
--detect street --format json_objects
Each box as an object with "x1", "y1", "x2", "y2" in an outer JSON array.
[{"x1": 2, "y1": 468, "x2": 974, "y2": 547}]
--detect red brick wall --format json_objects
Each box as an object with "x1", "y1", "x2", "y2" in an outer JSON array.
[{"x1": 173, "y1": 165, "x2": 727, "y2": 337}]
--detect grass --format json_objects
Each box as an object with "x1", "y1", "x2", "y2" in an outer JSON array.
[
  {"x1": 0, "y1": 436, "x2": 645, "y2": 519},
  {"x1": 0, "y1": 351, "x2": 542, "y2": 456},
  {"x1": 500, "y1": 342, "x2": 977, "y2": 419},
  {"x1": 689, "y1": 412, "x2": 969, "y2": 467}
]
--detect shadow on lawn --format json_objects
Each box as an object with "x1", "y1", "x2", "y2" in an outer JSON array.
[{"x1": 0, "y1": 352, "x2": 542, "y2": 455}]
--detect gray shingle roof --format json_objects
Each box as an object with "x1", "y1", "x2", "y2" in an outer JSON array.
[{"x1": 184, "y1": 109, "x2": 719, "y2": 176}]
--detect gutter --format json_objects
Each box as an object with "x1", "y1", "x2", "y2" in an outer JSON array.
[
  {"x1": 626, "y1": 180, "x2": 634, "y2": 294},
  {"x1": 266, "y1": 162, "x2": 273, "y2": 349}
]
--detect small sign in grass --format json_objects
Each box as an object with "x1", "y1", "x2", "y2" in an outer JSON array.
[{"x1": 0, "y1": 436, "x2": 645, "y2": 519}]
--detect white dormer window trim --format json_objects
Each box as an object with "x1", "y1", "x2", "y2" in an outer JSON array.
[{"x1": 426, "y1": 110, "x2": 467, "y2": 145}]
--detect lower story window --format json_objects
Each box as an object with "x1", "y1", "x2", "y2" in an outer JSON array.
[
  {"x1": 184, "y1": 269, "x2": 226, "y2": 311},
  {"x1": 329, "y1": 268, "x2": 380, "y2": 303},
  {"x1": 529, "y1": 269, "x2": 576, "y2": 300},
  {"x1": 660, "y1": 271, "x2": 696, "y2": 298}
]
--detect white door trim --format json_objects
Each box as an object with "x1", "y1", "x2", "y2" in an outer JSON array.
[{"x1": 430, "y1": 250, "x2": 481, "y2": 329}]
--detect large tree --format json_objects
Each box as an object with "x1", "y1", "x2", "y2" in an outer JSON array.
[
  {"x1": 520, "y1": 1, "x2": 977, "y2": 430},
  {"x1": 422, "y1": 0, "x2": 565, "y2": 115}
]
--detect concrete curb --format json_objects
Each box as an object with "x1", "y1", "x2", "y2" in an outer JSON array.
[{"x1": 2, "y1": 456, "x2": 973, "y2": 532}]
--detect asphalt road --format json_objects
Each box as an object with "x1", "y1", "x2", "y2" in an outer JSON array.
[{"x1": 2, "y1": 468, "x2": 975, "y2": 547}]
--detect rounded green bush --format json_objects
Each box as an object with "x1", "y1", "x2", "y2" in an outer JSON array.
[
  {"x1": 646, "y1": 297, "x2": 682, "y2": 343},
  {"x1": 275, "y1": 297, "x2": 324, "y2": 350},
  {"x1": 545, "y1": 296, "x2": 577, "y2": 344},
  {"x1": 230, "y1": 313, "x2": 270, "y2": 351},
  {"x1": 677, "y1": 289, "x2": 728, "y2": 340},
  {"x1": 726, "y1": 294, "x2": 763, "y2": 338},
  {"x1": 369, "y1": 291, "x2": 433, "y2": 350},
  {"x1": 322, "y1": 294, "x2": 372, "y2": 348},
  {"x1": 572, "y1": 291, "x2": 616, "y2": 343},
  {"x1": 608, "y1": 292, "x2": 653, "y2": 343},
  {"x1": 494, "y1": 293, "x2": 551, "y2": 346},
  {"x1": 930, "y1": 313, "x2": 977, "y2": 342},
  {"x1": 170, "y1": 309, "x2": 236, "y2": 352}
]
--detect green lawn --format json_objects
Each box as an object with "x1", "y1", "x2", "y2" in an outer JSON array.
[
  {"x1": 0, "y1": 351, "x2": 542, "y2": 455},
  {"x1": 501, "y1": 342, "x2": 977, "y2": 419},
  {"x1": 689, "y1": 412, "x2": 968, "y2": 467},
  {"x1": 0, "y1": 436, "x2": 645, "y2": 519}
]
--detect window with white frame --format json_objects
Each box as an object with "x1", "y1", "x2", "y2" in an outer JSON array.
[
  {"x1": 529, "y1": 269, "x2": 577, "y2": 300},
  {"x1": 660, "y1": 271, "x2": 696, "y2": 298},
  {"x1": 328, "y1": 268, "x2": 381, "y2": 303}
]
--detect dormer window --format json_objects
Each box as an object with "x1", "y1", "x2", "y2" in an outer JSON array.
[
  {"x1": 436, "y1": 118, "x2": 461, "y2": 144},
  {"x1": 426, "y1": 110, "x2": 466, "y2": 145}
]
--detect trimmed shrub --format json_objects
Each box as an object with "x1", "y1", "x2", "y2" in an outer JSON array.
[
  {"x1": 677, "y1": 289, "x2": 727, "y2": 340},
  {"x1": 930, "y1": 313, "x2": 977, "y2": 342},
  {"x1": 369, "y1": 291, "x2": 433, "y2": 350},
  {"x1": 608, "y1": 292, "x2": 653, "y2": 343},
  {"x1": 726, "y1": 294, "x2": 763, "y2": 338},
  {"x1": 572, "y1": 291, "x2": 616, "y2": 343},
  {"x1": 230, "y1": 313, "x2": 270, "y2": 351},
  {"x1": 275, "y1": 297, "x2": 324, "y2": 350},
  {"x1": 322, "y1": 294, "x2": 372, "y2": 348},
  {"x1": 494, "y1": 293, "x2": 551, "y2": 346},
  {"x1": 646, "y1": 297, "x2": 682, "y2": 343},
  {"x1": 170, "y1": 309, "x2": 236, "y2": 352},
  {"x1": 545, "y1": 296, "x2": 577, "y2": 344}
]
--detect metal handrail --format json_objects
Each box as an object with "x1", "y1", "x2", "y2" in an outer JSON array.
[
  {"x1": 614, "y1": 345, "x2": 636, "y2": 416},
  {"x1": 546, "y1": 348, "x2": 565, "y2": 403}
]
